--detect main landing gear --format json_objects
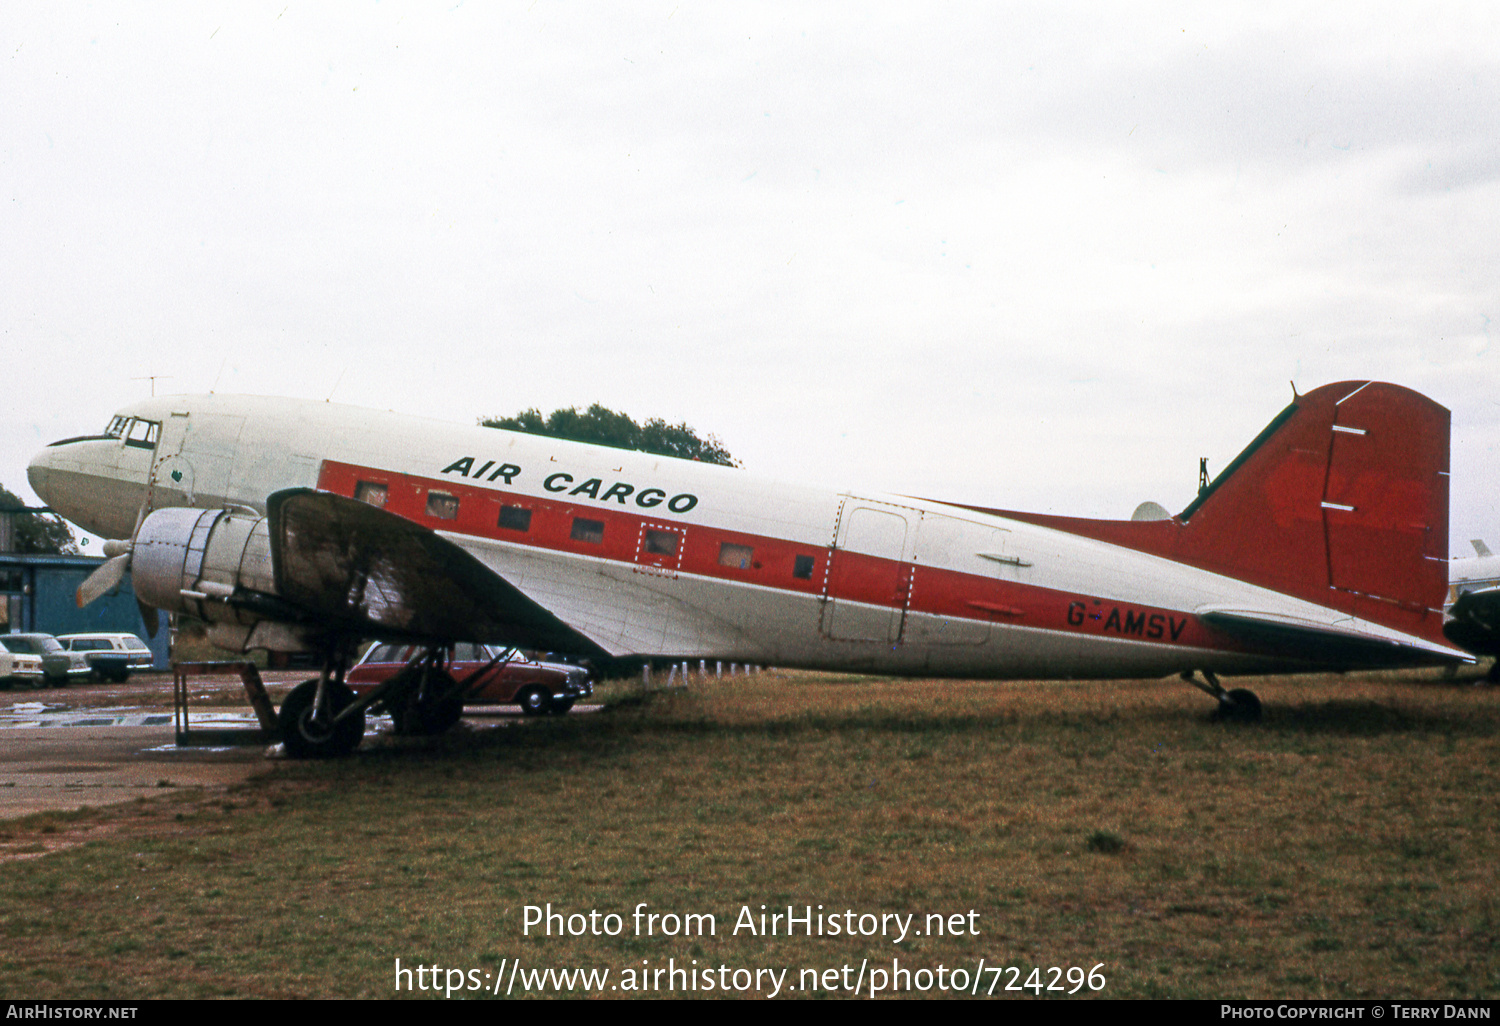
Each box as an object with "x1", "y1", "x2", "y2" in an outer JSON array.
[
  {"x1": 279, "y1": 641, "x2": 367, "y2": 759},
  {"x1": 1182, "y1": 669, "x2": 1263, "y2": 723},
  {"x1": 382, "y1": 651, "x2": 465, "y2": 737},
  {"x1": 277, "y1": 641, "x2": 470, "y2": 758}
]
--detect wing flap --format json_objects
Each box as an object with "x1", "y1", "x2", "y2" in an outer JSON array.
[{"x1": 266, "y1": 488, "x2": 602, "y2": 653}]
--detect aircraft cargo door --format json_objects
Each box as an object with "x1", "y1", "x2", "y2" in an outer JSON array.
[{"x1": 821, "y1": 500, "x2": 912, "y2": 643}]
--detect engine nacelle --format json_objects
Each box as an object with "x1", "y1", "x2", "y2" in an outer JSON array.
[{"x1": 131, "y1": 507, "x2": 314, "y2": 651}]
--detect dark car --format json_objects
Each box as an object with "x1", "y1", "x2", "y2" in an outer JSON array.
[{"x1": 346, "y1": 642, "x2": 593, "y2": 717}]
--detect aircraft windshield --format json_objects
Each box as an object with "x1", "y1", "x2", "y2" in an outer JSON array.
[{"x1": 123, "y1": 418, "x2": 160, "y2": 450}]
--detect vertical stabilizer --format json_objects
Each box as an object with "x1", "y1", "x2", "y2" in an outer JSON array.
[{"x1": 979, "y1": 381, "x2": 1452, "y2": 647}]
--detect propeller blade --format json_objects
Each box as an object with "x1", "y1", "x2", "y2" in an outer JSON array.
[
  {"x1": 76, "y1": 553, "x2": 130, "y2": 608},
  {"x1": 137, "y1": 600, "x2": 160, "y2": 639}
]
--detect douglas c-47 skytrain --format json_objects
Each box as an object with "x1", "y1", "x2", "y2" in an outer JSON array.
[{"x1": 27, "y1": 381, "x2": 1470, "y2": 756}]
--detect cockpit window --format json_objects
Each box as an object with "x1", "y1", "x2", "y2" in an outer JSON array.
[
  {"x1": 104, "y1": 416, "x2": 128, "y2": 439},
  {"x1": 124, "y1": 419, "x2": 160, "y2": 450}
]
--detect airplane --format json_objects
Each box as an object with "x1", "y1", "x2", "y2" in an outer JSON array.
[
  {"x1": 1445, "y1": 539, "x2": 1500, "y2": 679},
  {"x1": 26, "y1": 379, "x2": 1470, "y2": 757}
]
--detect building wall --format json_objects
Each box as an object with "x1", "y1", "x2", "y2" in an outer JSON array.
[{"x1": 0, "y1": 555, "x2": 169, "y2": 668}]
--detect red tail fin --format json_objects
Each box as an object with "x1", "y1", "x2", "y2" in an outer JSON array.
[{"x1": 981, "y1": 381, "x2": 1451, "y2": 646}]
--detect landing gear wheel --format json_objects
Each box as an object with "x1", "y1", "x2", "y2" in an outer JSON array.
[
  {"x1": 279, "y1": 678, "x2": 365, "y2": 758},
  {"x1": 518, "y1": 687, "x2": 551, "y2": 717},
  {"x1": 411, "y1": 691, "x2": 463, "y2": 735},
  {"x1": 1216, "y1": 688, "x2": 1263, "y2": 724},
  {"x1": 385, "y1": 668, "x2": 463, "y2": 735},
  {"x1": 548, "y1": 697, "x2": 576, "y2": 715}
]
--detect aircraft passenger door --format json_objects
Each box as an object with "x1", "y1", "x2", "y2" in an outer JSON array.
[{"x1": 821, "y1": 499, "x2": 913, "y2": 643}]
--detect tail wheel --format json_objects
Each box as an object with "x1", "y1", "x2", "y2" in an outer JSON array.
[
  {"x1": 518, "y1": 687, "x2": 550, "y2": 717},
  {"x1": 279, "y1": 678, "x2": 365, "y2": 758},
  {"x1": 1216, "y1": 688, "x2": 1263, "y2": 724}
]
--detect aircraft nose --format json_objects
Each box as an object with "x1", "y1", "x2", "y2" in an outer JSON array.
[{"x1": 26, "y1": 444, "x2": 58, "y2": 506}]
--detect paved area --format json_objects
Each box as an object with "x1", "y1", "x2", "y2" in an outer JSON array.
[
  {"x1": 0, "y1": 725, "x2": 269, "y2": 819},
  {"x1": 0, "y1": 672, "x2": 279, "y2": 818},
  {"x1": 0, "y1": 671, "x2": 596, "y2": 820}
]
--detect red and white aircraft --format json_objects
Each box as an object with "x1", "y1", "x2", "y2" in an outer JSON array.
[{"x1": 27, "y1": 380, "x2": 1467, "y2": 755}]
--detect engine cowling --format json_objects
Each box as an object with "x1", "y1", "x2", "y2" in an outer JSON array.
[{"x1": 130, "y1": 506, "x2": 312, "y2": 651}]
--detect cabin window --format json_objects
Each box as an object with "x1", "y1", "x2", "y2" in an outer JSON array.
[
  {"x1": 718, "y1": 542, "x2": 754, "y2": 569},
  {"x1": 793, "y1": 554, "x2": 815, "y2": 580},
  {"x1": 425, "y1": 491, "x2": 459, "y2": 520},
  {"x1": 498, "y1": 505, "x2": 532, "y2": 532},
  {"x1": 124, "y1": 418, "x2": 159, "y2": 450},
  {"x1": 570, "y1": 518, "x2": 605, "y2": 544},
  {"x1": 355, "y1": 481, "x2": 389, "y2": 507},
  {"x1": 643, "y1": 529, "x2": 680, "y2": 557}
]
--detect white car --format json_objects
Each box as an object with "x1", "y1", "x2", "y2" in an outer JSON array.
[
  {"x1": 56, "y1": 633, "x2": 154, "y2": 682},
  {"x1": 0, "y1": 639, "x2": 48, "y2": 688}
]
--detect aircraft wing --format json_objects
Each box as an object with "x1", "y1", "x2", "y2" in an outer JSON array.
[
  {"x1": 1199, "y1": 609, "x2": 1472, "y2": 668},
  {"x1": 267, "y1": 488, "x2": 603, "y2": 654},
  {"x1": 1443, "y1": 586, "x2": 1500, "y2": 658}
]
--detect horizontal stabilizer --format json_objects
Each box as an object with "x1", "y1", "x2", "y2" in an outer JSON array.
[
  {"x1": 1201, "y1": 609, "x2": 1471, "y2": 669},
  {"x1": 267, "y1": 488, "x2": 603, "y2": 654}
]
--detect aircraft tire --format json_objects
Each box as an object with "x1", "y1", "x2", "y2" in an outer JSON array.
[
  {"x1": 414, "y1": 691, "x2": 464, "y2": 735},
  {"x1": 1217, "y1": 688, "x2": 1263, "y2": 724},
  {"x1": 279, "y1": 679, "x2": 364, "y2": 758},
  {"x1": 518, "y1": 687, "x2": 550, "y2": 717},
  {"x1": 548, "y1": 697, "x2": 576, "y2": 715},
  {"x1": 385, "y1": 668, "x2": 462, "y2": 735}
]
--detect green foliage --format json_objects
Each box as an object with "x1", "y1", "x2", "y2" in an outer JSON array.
[
  {"x1": 480, "y1": 403, "x2": 738, "y2": 467},
  {"x1": 0, "y1": 484, "x2": 77, "y2": 554}
]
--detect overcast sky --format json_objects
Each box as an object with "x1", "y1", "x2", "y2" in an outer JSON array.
[{"x1": 3, "y1": 3, "x2": 1497, "y2": 555}]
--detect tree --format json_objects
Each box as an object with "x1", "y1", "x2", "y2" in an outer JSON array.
[
  {"x1": 480, "y1": 404, "x2": 739, "y2": 467},
  {"x1": 0, "y1": 485, "x2": 78, "y2": 554}
]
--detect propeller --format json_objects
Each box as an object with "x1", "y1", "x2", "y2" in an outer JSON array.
[{"x1": 74, "y1": 503, "x2": 160, "y2": 637}]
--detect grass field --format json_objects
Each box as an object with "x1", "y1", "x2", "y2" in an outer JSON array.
[{"x1": 0, "y1": 666, "x2": 1496, "y2": 999}]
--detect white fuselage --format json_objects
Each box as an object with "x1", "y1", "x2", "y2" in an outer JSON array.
[{"x1": 27, "y1": 394, "x2": 1456, "y2": 679}]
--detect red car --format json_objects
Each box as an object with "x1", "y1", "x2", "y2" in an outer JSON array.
[{"x1": 345, "y1": 642, "x2": 593, "y2": 717}]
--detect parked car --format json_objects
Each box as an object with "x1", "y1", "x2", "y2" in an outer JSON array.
[
  {"x1": 0, "y1": 634, "x2": 77, "y2": 686},
  {"x1": 0, "y1": 637, "x2": 48, "y2": 688},
  {"x1": 56, "y1": 633, "x2": 154, "y2": 682},
  {"x1": 346, "y1": 642, "x2": 593, "y2": 717}
]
